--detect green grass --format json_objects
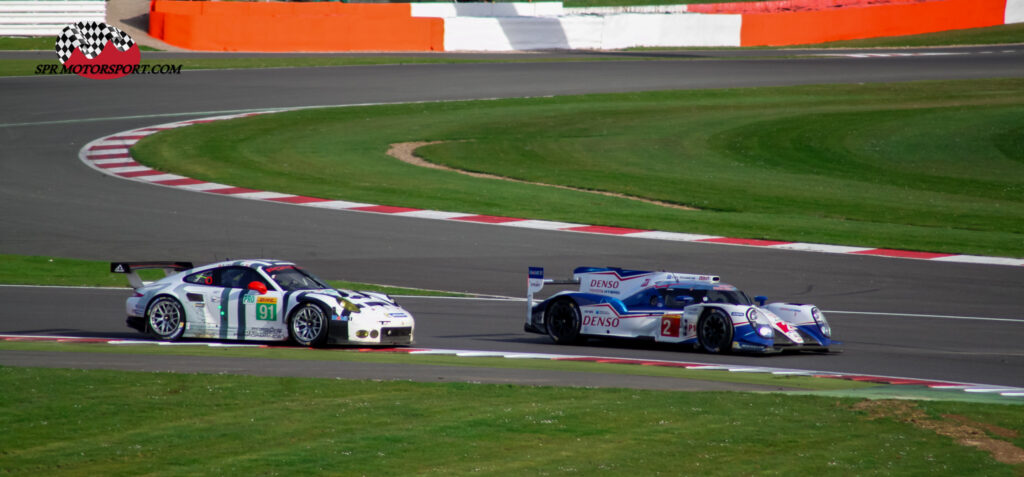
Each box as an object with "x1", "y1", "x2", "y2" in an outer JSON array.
[
  {"x1": 0, "y1": 36, "x2": 56, "y2": 50},
  {"x1": 132, "y1": 79, "x2": 1024, "y2": 258},
  {"x1": 0, "y1": 255, "x2": 144, "y2": 287},
  {"x1": 0, "y1": 55, "x2": 661, "y2": 77},
  {"x1": 1, "y1": 366, "x2": 1021, "y2": 476},
  {"x1": 0, "y1": 36, "x2": 160, "y2": 51},
  {"x1": 0, "y1": 254, "x2": 465, "y2": 296},
  {"x1": 0, "y1": 56, "x2": 517, "y2": 77},
  {"x1": 801, "y1": 22, "x2": 1024, "y2": 48}
]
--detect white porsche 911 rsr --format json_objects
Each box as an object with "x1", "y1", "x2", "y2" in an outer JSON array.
[{"x1": 113, "y1": 259, "x2": 414, "y2": 347}]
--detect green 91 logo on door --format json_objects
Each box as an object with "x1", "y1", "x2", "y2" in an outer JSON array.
[{"x1": 256, "y1": 297, "x2": 278, "y2": 321}]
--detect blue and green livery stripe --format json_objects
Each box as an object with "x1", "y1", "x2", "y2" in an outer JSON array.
[
  {"x1": 236, "y1": 289, "x2": 246, "y2": 339},
  {"x1": 219, "y1": 287, "x2": 232, "y2": 340}
]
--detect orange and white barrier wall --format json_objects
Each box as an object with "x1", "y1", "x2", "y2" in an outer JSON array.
[
  {"x1": 149, "y1": 1, "x2": 442, "y2": 51},
  {"x1": 738, "y1": 0, "x2": 1011, "y2": 46},
  {"x1": 149, "y1": 0, "x2": 1024, "y2": 52}
]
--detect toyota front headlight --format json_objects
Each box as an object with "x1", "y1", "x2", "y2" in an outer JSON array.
[{"x1": 811, "y1": 307, "x2": 831, "y2": 337}]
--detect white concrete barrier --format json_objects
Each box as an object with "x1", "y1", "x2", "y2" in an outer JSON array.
[
  {"x1": 411, "y1": 2, "x2": 563, "y2": 18},
  {"x1": 602, "y1": 13, "x2": 742, "y2": 48},
  {"x1": 1007, "y1": 0, "x2": 1024, "y2": 24},
  {"x1": 442, "y1": 13, "x2": 741, "y2": 51},
  {"x1": 563, "y1": 5, "x2": 690, "y2": 15},
  {"x1": 444, "y1": 16, "x2": 600, "y2": 50},
  {"x1": 0, "y1": 1, "x2": 105, "y2": 36}
]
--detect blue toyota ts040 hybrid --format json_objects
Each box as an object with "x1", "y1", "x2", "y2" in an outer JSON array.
[{"x1": 525, "y1": 266, "x2": 836, "y2": 354}]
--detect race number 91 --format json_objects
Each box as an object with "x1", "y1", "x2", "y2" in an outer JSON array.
[{"x1": 256, "y1": 302, "x2": 277, "y2": 321}]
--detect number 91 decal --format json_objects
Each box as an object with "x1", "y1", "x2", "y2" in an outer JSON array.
[{"x1": 256, "y1": 297, "x2": 278, "y2": 321}]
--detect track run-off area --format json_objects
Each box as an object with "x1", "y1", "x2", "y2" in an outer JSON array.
[{"x1": 1, "y1": 47, "x2": 1023, "y2": 393}]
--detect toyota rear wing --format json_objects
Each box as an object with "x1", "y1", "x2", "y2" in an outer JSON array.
[
  {"x1": 110, "y1": 261, "x2": 193, "y2": 289},
  {"x1": 526, "y1": 267, "x2": 578, "y2": 324}
]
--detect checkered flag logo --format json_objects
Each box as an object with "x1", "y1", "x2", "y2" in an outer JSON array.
[{"x1": 55, "y1": 22, "x2": 135, "y2": 65}]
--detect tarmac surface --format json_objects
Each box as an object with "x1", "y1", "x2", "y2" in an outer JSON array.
[{"x1": 1, "y1": 47, "x2": 1022, "y2": 389}]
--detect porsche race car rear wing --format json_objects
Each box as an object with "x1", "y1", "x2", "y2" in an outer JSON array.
[
  {"x1": 111, "y1": 261, "x2": 193, "y2": 289},
  {"x1": 526, "y1": 267, "x2": 578, "y2": 324}
]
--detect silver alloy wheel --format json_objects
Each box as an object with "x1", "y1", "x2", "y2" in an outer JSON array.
[
  {"x1": 291, "y1": 304, "x2": 326, "y2": 345},
  {"x1": 148, "y1": 297, "x2": 184, "y2": 340}
]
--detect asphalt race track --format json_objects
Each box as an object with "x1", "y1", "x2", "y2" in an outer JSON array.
[{"x1": 1, "y1": 47, "x2": 1022, "y2": 387}]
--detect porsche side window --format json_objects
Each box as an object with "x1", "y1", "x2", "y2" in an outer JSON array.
[
  {"x1": 215, "y1": 267, "x2": 267, "y2": 289},
  {"x1": 184, "y1": 270, "x2": 215, "y2": 286}
]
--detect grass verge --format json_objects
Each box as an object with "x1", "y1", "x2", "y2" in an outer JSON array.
[
  {"x1": 799, "y1": 22, "x2": 1024, "y2": 48},
  {"x1": 1, "y1": 365, "x2": 1021, "y2": 475},
  {"x1": 0, "y1": 56, "x2": 484, "y2": 78},
  {"x1": 0, "y1": 254, "x2": 466, "y2": 297},
  {"x1": 0, "y1": 36, "x2": 159, "y2": 51},
  {"x1": 132, "y1": 79, "x2": 1024, "y2": 258},
  {"x1": 0, "y1": 55, "x2": 635, "y2": 77},
  {"x1": 0, "y1": 36, "x2": 57, "y2": 50}
]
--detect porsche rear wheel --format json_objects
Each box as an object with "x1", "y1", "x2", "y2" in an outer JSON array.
[
  {"x1": 289, "y1": 303, "x2": 328, "y2": 347},
  {"x1": 545, "y1": 298, "x2": 584, "y2": 345},
  {"x1": 147, "y1": 296, "x2": 186, "y2": 341},
  {"x1": 697, "y1": 309, "x2": 733, "y2": 354}
]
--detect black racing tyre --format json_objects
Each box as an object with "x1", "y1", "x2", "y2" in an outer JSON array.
[
  {"x1": 289, "y1": 302, "x2": 328, "y2": 347},
  {"x1": 147, "y1": 296, "x2": 186, "y2": 341},
  {"x1": 545, "y1": 298, "x2": 584, "y2": 345},
  {"x1": 697, "y1": 308, "x2": 734, "y2": 354}
]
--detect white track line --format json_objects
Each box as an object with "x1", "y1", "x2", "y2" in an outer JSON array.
[{"x1": 826, "y1": 310, "x2": 1023, "y2": 324}]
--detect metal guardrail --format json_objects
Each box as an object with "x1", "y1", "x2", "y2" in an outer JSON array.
[{"x1": 0, "y1": 1, "x2": 106, "y2": 37}]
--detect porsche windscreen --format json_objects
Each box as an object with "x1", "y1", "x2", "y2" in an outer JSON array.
[{"x1": 264, "y1": 265, "x2": 330, "y2": 291}]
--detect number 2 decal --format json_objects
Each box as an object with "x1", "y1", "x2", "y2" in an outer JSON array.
[{"x1": 661, "y1": 314, "x2": 681, "y2": 337}]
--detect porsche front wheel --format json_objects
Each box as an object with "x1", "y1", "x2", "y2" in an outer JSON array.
[{"x1": 289, "y1": 303, "x2": 328, "y2": 347}]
